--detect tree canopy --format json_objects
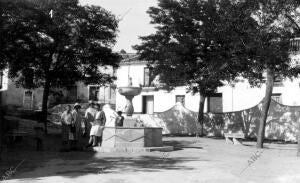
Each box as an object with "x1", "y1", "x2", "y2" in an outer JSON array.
[
  {"x1": 238, "y1": 0, "x2": 300, "y2": 148},
  {"x1": 1, "y1": 0, "x2": 120, "y2": 87},
  {"x1": 134, "y1": 0, "x2": 256, "y2": 135},
  {"x1": 0, "y1": 0, "x2": 121, "y2": 131}
]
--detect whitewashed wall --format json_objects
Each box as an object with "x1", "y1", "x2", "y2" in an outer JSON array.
[
  {"x1": 115, "y1": 61, "x2": 300, "y2": 114},
  {"x1": 115, "y1": 63, "x2": 209, "y2": 113}
]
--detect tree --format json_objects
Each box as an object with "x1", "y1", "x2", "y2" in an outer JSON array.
[
  {"x1": 134, "y1": 0, "x2": 256, "y2": 136},
  {"x1": 1, "y1": 0, "x2": 120, "y2": 131},
  {"x1": 239, "y1": 0, "x2": 300, "y2": 148}
]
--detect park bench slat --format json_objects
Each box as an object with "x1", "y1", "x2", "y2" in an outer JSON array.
[
  {"x1": 224, "y1": 133, "x2": 245, "y2": 145},
  {"x1": 224, "y1": 133, "x2": 245, "y2": 139}
]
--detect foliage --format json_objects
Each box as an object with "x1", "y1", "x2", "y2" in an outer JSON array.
[
  {"x1": 134, "y1": 0, "x2": 255, "y2": 94},
  {"x1": 240, "y1": 0, "x2": 300, "y2": 85},
  {"x1": 0, "y1": 0, "x2": 121, "y2": 89}
]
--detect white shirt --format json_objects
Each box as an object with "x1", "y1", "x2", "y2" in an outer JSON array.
[
  {"x1": 85, "y1": 107, "x2": 96, "y2": 123},
  {"x1": 61, "y1": 111, "x2": 73, "y2": 125}
]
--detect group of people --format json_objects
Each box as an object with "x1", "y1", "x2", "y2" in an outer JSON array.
[{"x1": 60, "y1": 101, "x2": 124, "y2": 151}]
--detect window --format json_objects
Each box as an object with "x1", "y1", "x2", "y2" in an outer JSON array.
[
  {"x1": 176, "y1": 95, "x2": 185, "y2": 106},
  {"x1": 99, "y1": 86, "x2": 110, "y2": 103},
  {"x1": 273, "y1": 73, "x2": 284, "y2": 87},
  {"x1": 207, "y1": 93, "x2": 223, "y2": 113},
  {"x1": 274, "y1": 77, "x2": 283, "y2": 87},
  {"x1": 290, "y1": 39, "x2": 300, "y2": 53},
  {"x1": 272, "y1": 93, "x2": 282, "y2": 103},
  {"x1": 89, "y1": 86, "x2": 100, "y2": 101},
  {"x1": 263, "y1": 73, "x2": 283, "y2": 87},
  {"x1": 144, "y1": 67, "x2": 153, "y2": 87}
]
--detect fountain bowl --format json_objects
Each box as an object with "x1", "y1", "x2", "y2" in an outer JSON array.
[{"x1": 118, "y1": 87, "x2": 142, "y2": 96}]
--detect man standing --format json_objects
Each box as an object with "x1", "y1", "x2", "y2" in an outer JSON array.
[
  {"x1": 84, "y1": 101, "x2": 96, "y2": 136},
  {"x1": 85, "y1": 101, "x2": 96, "y2": 147},
  {"x1": 72, "y1": 103, "x2": 83, "y2": 150},
  {"x1": 60, "y1": 105, "x2": 73, "y2": 151}
]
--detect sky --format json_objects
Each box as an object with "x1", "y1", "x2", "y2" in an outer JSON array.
[{"x1": 80, "y1": 0, "x2": 158, "y2": 53}]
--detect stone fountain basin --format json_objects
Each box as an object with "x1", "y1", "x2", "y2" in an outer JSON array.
[{"x1": 118, "y1": 87, "x2": 142, "y2": 96}]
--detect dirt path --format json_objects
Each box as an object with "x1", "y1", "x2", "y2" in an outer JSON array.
[{"x1": 1, "y1": 137, "x2": 300, "y2": 183}]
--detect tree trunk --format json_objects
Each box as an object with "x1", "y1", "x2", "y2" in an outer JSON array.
[
  {"x1": 257, "y1": 68, "x2": 274, "y2": 148},
  {"x1": 41, "y1": 76, "x2": 51, "y2": 134},
  {"x1": 0, "y1": 106, "x2": 3, "y2": 161},
  {"x1": 198, "y1": 91, "x2": 206, "y2": 137},
  {"x1": 297, "y1": 132, "x2": 300, "y2": 156}
]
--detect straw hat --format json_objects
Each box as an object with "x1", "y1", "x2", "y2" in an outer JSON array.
[{"x1": 74, "y1": 103, "x2": 81, "y2": 109}]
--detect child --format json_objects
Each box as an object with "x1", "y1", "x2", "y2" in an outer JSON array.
[{"x1": 115, "y1": 111, "x2": 124, "y2": 127}]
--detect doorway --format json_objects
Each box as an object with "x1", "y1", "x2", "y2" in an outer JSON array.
[
  {"x1": 23, "y1": 90, "x2": 33, "y2": 110},
  {"x1": 142, "y1": 95, "x2": 154, "y2": 114}
]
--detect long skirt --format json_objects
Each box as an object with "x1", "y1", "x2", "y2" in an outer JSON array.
[{"x1": 90, "y1": 125, "x2": 104, "y2": 137}]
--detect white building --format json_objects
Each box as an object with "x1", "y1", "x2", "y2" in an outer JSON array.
[
  {"x1": 0, "y1": 68, "x2": 116, "y2": 110},
  {"x1": 2, "y1": 38, "x2": 300, "y2": 113},
  {"x1": 114, "y1": 43, "x2": 300, "y2": 114}
]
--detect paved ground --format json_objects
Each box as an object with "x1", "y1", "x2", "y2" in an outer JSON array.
[{"x1": 1, "y1": 137, "x2": 300, "y2": 183}]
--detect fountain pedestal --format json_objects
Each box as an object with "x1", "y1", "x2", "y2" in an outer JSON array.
[{"x1": 118, "y1": 86, "x2": 142, "y2": 127}]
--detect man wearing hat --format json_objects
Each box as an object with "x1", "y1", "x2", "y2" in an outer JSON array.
[{"x1": 72, "y1": 103, "x2": 83, "y2": 150}]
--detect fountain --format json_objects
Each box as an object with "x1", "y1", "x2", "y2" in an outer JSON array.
[
  {"x1": 118, "y1": 77, "x2": 142, "y2": 127},
  {"x1": 96, "y1": 77, "x2": 173, "y2": 152}
]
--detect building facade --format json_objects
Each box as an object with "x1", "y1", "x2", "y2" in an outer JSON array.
[
  {"x1": 0, "y1": 68, "x2": 116, "y2": 110},
  {"x1": 115, "y1": 40, "x2": 300, "y2": 114},
  {"x1": 2, "y1": 38, "x2": 300, "y2": 112}
]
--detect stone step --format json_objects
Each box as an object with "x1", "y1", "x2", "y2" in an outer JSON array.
[{"x1": 92, "y1": 146, "x2": 174, "y2": 153}]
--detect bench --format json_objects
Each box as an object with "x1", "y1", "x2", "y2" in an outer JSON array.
[{"x1": 224, "y1": 133, "x2": 245, "y2": 145}]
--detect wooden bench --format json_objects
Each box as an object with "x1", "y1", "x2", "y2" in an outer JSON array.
[{"x1": 224, "y1": 133, "x2": 245, "y2": 145}]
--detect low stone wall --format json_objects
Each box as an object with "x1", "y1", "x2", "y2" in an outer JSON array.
[
  {"x1": 135, "y1": 103, "x2": 199, "y2": 135},
  {"x1": 47, "y1": 100, "x2": 300, "y2": 142},
  {"x1": 136, "y1": 100, "x2": 300, "y2": 142},
  {"x1": 204, "y1": 100, "x2": 300, "y2": 142}
]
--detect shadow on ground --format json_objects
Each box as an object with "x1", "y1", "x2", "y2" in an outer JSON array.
[
  {"x1": 163, "y1": 139, "x2": 204, "y2": 151},
  {"x1": 0, "y1": 138, "x2": 206, "y2": 181}
]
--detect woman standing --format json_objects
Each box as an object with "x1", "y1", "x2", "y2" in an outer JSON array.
[
  {"x1": 88, "y1": 104, "x2": 106, "y2": 147},
  {"x1": 72, "y1": 103, "x2": 83, "y2": 150}
]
